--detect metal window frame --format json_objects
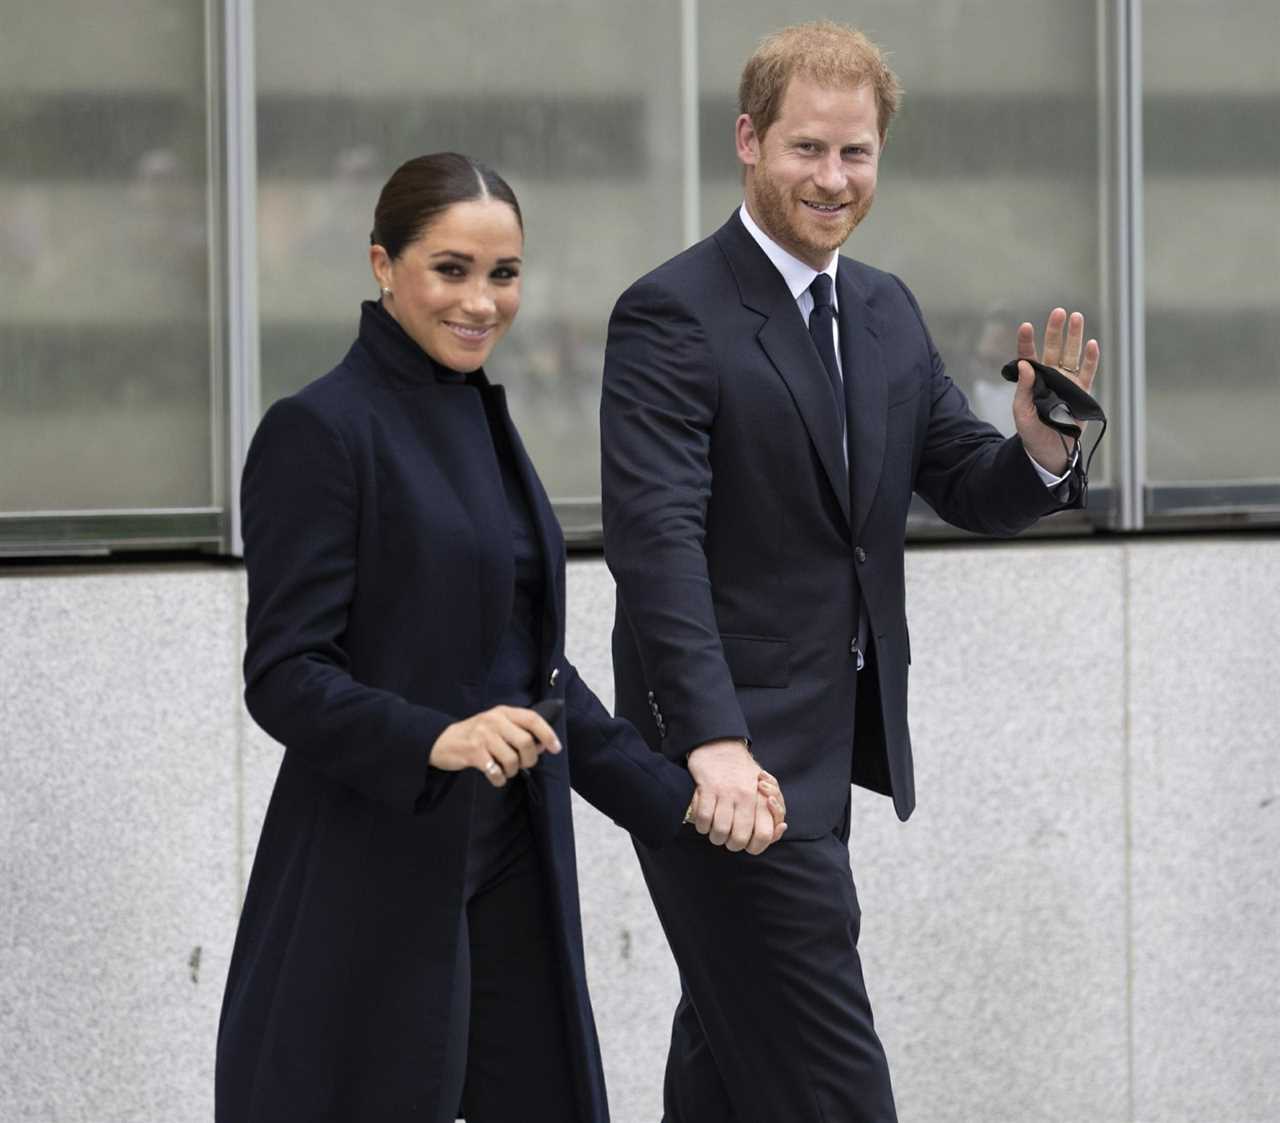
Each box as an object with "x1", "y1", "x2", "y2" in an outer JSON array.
[
  {"x1": 6, "y1": 0, "x2": 1280, "y2": 561},
  {"x1": 0, "y1": 0, "x2": 234, "y2": 561},
  {"x1": 1114, "y1": 0, "x2": 1146, "y2": 532},
  {"x1": 213, "y1": 0, "x2": 1280, "y2": 552},
  {"x1": 221, "y1": 0, "x2": 261, "y2": 558},
  {"x1": 0, "y1": 510, "x2": 226, "y2": 557},
  {"x1": 1129, "y1": 0, "x2": 1280, "y2": 530},
  {"x1": 680, "y1": 0, "x2": 701, "y2": 250},
  {"x1": 0, "y1": 0, "x2": 264, "y2": 561}
]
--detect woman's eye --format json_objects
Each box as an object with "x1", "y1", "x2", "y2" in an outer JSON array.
[
  {"x1": 434, "y1": 263, "x2": 465, "y2": 278},
  {"x1": 491, "y1": 267, "x2": 520, "y2": 282}
]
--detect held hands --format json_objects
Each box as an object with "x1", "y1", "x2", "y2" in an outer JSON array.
[
  {"x1": 429, "y1": 705, "x2": 561, "y2": 788},
  {"x1": 686, "y1": 739, "x2": 788, "y2": 856},
  {"x1": 1012, "y1": 307, "x2": 1101, "y2": 475}
]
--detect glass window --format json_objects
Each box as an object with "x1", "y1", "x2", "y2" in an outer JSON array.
[
  {"x1": 0, "y1": 1, "x2": 215, "y2": 514},
  {"x1": 254, "y1": 0, "x2": 686, "y2": 537},
  {"x1": 1143, "y1": 1, "x2": 1280, "y2": 489},
  {"x1": 6, "y1": 0, "x2": 1275, "y2": 553},
  {"x1": 697, "y1": 0, "x2": 1113, "y2": 527}
]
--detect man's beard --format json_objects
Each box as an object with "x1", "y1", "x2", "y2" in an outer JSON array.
[{"x1": 751, "y1": 161, "x2": 873, "y2": 264}]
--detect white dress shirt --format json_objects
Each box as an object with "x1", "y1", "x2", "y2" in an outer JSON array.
[{"x1": 737, "y1": 202, "x2": 1070, "y2": 489}]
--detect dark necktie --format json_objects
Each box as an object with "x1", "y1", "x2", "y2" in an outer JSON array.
[
  {"x1": 811, "y1": 272, "x2": 866, "y2": 667},
  {"x1": 807, "y1": 273, "x2": 843, "y2": 433}
]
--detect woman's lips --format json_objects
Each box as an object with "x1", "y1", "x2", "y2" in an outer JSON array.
[{"x1": 444, "y1": 321, "x2": 495, "y2": 344}]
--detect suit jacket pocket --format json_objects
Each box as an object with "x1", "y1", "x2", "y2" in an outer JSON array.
[{"x1": 720, "y1": 634, "x2": 790, "y2": 688}]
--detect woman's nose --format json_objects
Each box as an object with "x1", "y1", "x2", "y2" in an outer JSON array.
[{"x1": 460, "y1": 283, "x2": 497, "y2": 317}]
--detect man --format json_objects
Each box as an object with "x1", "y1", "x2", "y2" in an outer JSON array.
[{"x1": 599, "y1": 21, "x2": 1100, "y2": 1123}]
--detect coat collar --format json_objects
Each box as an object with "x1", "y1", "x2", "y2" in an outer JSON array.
[
  {"x1": 353, "y1": 298, "x2": 564, "y2": 669},
  {"x1": 714, "y1": 211, "x2": 888, "y2": 535},
  {"x1": 354, "y1": 299, "x2": 494, "y2": 392}
]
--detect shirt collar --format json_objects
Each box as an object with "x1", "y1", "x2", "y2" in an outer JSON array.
[{"x1": 739, "y1": 202, "x2": 839, "y2": 307}]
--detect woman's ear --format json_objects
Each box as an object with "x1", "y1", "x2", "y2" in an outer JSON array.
[{"x1": 369, "y1": 244, "x2": 393, "y2": 290}]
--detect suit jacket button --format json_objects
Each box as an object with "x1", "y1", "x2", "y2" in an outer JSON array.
[
  {"x1": 854, "y1": 546, "x2": 867, "y2": 563},
  {"x1": 549, "y1": 667, "x2": 560, "y2": 688}
]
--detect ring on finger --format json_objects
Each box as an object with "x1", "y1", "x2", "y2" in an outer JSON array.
[
  {"x1": 1060, "y1": 359, "x2": 1081, "y2": 374},
  {"x1": 484, "y1": 761, "x2": 499, "y2": 776}
]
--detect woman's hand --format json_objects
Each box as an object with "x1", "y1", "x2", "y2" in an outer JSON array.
[
  {"x1": 429, "y1": 706, "x2": 562, "y2": 788},
  {"x1": 756, "y1": 770, "x2": 787, "y2": 837}
]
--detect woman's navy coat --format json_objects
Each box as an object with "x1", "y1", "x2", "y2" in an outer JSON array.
[{"x1": 216, "y1": 302, "x2": 695, "y2": 1123}]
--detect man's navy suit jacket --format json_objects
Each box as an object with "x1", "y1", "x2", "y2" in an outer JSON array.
[{"x1": 601, "y1": 212, "x2": 1082, "y2": 836}]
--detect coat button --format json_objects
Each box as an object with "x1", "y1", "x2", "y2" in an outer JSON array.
[
  {"x1": 548, "y1": 667, "x2": 559, "y2": 688},
  {"x1": 855, "y1": 546, "x2": 867, "y2": 563}
]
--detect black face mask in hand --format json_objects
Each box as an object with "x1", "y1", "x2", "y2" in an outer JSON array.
[{"x1": 1001, "y1": 357, "x2": 1108, "y2": 488}]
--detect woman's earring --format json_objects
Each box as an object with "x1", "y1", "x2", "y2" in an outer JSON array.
[{"x1": 380, "y1": 286, "x2": 392, "y2": 297}]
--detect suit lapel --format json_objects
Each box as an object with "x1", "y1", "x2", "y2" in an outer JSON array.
[
  {"x1": 716, "y1": 214, "x2": 851, "y2": 529},
  {"x1": 837, "y1": 263, "x2": 887, "y2": 538},
  {"x1": 756, "y1": 317, "x2": 851, "y2": 529}
]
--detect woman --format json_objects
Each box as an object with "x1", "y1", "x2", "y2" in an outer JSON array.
[{"x1": 216, "y1": 152, "x2": 783, "y2": 1123}]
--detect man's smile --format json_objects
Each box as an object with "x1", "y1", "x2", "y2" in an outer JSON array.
[{"x1": 801, "y1": 200, "x2": 850, "y2": 215}]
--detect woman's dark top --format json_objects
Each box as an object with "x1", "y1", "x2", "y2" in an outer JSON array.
[
  {"x1": 479, "y1": 390, "x2": 546, "y2": 712},
  {"x1": 471, "y1": 382, "x2": 546, "y2": 880},
  {"x1": 377, "y1": 301, "x2": 545, "y2": 879}
]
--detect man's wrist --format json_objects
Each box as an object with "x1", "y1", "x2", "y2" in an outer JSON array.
[
  {"x1": 688, "y1": 735, "x2": 751, "y2": 760},
  {"x1": 1025, "y1": 442, "x2": 1078, "y2": 487}
]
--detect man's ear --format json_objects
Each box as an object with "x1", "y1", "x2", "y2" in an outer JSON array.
[{"x1": 735, "y1": 114, "x2": 761, "y2": 168}]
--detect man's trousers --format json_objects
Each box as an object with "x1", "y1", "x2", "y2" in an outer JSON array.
[{"x1": 635, "y1": 805, "x2": 897, "y2": 1123}]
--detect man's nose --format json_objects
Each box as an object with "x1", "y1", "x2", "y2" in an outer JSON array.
[{"x1": 812, "y1": 153, "x2": 847, "y2": 195}]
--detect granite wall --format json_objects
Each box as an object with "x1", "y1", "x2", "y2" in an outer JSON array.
[{"x1": 1, "y1": 537, "x2": 1276, "y2": 1122}]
